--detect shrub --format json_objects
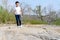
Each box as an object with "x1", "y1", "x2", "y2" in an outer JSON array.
[
  {"x1": 53, "y1": 18, "x2": 60, "y2": 25},
  {"x1": 23, "y1": 19, "x2": 47, "y2": 24}
]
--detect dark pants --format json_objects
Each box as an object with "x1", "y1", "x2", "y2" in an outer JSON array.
[{"x1": 15, "y1": 15, "x2": 21, "y2": 26}]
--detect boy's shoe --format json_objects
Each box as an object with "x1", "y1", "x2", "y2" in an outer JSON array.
[
  {"x1": 17, "y1": 25, "x2": 23, "y2": 28},
  {"x1": 21, "y1": 25, "x2": 23, "y2": 27}
]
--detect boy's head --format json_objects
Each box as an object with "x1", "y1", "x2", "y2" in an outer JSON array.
[{"x1": 15, "y1": 1, "x2": 19, "y2": 7}]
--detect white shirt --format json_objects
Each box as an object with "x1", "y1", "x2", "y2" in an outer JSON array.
[{"x1": 15, "y1": 6, "x2": 21, "y2": 15}]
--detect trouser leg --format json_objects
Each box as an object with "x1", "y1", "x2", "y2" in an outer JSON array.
[{"x1": 15, "y1": 15, "x2": 21, "y2": 26}]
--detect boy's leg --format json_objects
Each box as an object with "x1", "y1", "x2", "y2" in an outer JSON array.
[
  {"x1": 15, "y1": 15, "x2": 19, "y2": 26},
  {"x1": 18, "y1": 15, "x2": 21, "y2": 26}
]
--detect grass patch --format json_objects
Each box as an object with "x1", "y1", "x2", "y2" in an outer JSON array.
[
  {"x1": 53, "y1": 18, "x2": 60, "y2": 25},
  {"x1": 23, "y1": 19, "x2": 47, "y2": 24}
]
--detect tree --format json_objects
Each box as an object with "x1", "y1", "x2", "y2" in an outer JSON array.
[
  {"x1": 46, "y1": 5, "x2": 57, "y2": 24},
  {"x1": 2, "y1": 0, "x2": 8, "y2": 10},
  {"x1": 21, "y1": 3, "x2": 34, "y2": 15},
  {"x1": 42, "y1": 7, "x2": 48, "y2": 16},
  {"x1": 35, "y1": 5, "x2": 42, "y2": 20},
  {"x1": 1, "y1": 0, "x2": 9, "y2": 23}
]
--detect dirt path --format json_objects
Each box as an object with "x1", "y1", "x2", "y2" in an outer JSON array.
[{"x1": 0, "y1": 24, "x2": 60, "y2": 40}]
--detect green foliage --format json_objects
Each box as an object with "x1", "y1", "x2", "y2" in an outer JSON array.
[
  {"x1": 53, "y1": 18, "x2": 60, "y2": 25},
  {"x1": 23, "y1": 19, "x2": 47, "y2": 24},
  {"x1": 0, "y1": 6, "x2": 60, "y2": 25},
  {"x1": 0, "y1": 6, "x2": 15, "y2": 23},
  {"x1": 30, "y1": 20, "x2": 47, "y2": 24}
]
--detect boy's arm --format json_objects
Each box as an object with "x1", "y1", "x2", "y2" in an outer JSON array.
[
  {"x1": 21, "y1": 9, "x2": 23, "y2": 16},
  {"x1": 14, "y1": 10, "x2": 16, "y2": 13},
  {"x1": 20, "y1": 7, "x2": 23, "y2": 16}
]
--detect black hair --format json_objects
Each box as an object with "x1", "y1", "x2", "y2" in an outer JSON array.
[{"x1": 15, "y1": 1, "x2": 19, "y2": 4}]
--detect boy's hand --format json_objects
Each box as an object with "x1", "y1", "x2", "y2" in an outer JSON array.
[
  {"x1": 20, "y1": 9, "x2": 23, "y2": 17},
  {"x1": 19, "y1": 14, "x2": 22, "y2": 17},
  {"x1": 21, "y1": 11, "x2": 23, "y2": 17},
  {"x1": 21, "y1": 14, "x2": 23, "y2": 17}
]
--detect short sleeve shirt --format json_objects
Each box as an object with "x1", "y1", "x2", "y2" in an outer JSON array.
[{"x1": 15, "y1": 6, "x2": 21, "y2": 15}]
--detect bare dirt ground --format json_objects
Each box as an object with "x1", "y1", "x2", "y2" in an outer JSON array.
[{"x1": 0, "y1": 24, "x2": 60, "y2": 40}]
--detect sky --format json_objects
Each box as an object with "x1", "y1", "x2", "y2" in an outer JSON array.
[{"x1": 0, "y1": 0, "x2": 60, "y2": 10}]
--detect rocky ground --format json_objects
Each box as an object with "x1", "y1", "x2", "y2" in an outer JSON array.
[{"x1": 0, "y1": 24, "x2": 60, "y2": 40}]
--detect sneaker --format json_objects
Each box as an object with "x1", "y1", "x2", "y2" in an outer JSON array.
[
  {"x1": 17, "y1": 25, "x2": 23, "y2": 28},
  {"x1": 20, "y1": 25, "x2": 23, "y2": 28}
]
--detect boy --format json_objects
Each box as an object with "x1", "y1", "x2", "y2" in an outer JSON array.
[{"x1": 14, "y1": 1, "x2": 22, "y2": 27}]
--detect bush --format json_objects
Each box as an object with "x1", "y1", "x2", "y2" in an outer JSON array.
[
  {"x1": 0, "y1": 6, "x2": 16, "y2": 24},
  {"x1": 0, "y1": 6, "x2": 60, "y2": 25},
  {"x1": 30, "y1": 20, "x2": 47, "y2": 24},
  {"x1": 23, "y1": 19, "x2": 47, "y2": 24},
  {"x1": 53, "y1": 18, "x2": 60, "y2": 25}
]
